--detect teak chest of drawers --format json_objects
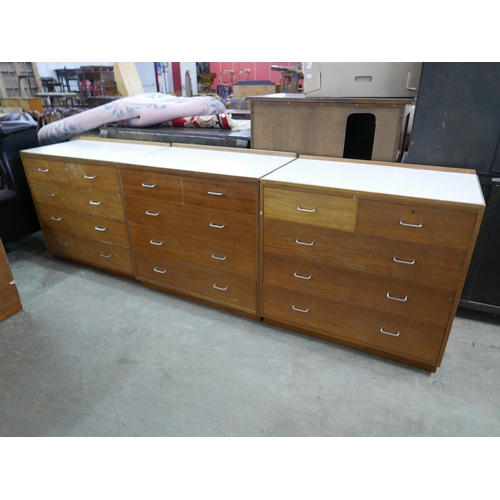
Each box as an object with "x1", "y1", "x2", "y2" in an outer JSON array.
[
  {"x1": 261, "y1": 156, "x2": 485, "y2": 371},
  {"x1": 20, "y1": 140, "x2": 484, "y2": 371}
]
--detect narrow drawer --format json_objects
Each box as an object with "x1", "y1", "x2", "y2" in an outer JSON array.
[
  {"x1": 66, "y1": 162, "x2": 121, "y2": 192},
  {"x1": 37, "y1": 205, "x2": 130, "y2": 247},
  {"x1": 181, "y1": 177, "x2": 257, "y2": 215},
  {"x1": 120, "y1": 168, "x2": 182, "y2": 202},
  {"x1": 264, "y1": 252, "x2": 456, "y2": 326},
  {"x1": 264, "y1": 187, "x2": 357, "y2": 231},
  {"x1": 263, "y1": 284, "x2": 446, "y2": 364},
  {"x1": 134, "y1": 251, "x2": 257, "y2": 313},
  {"x1": 263, "y1": 219, "x2": 466, "y2": 289},
  {"x1": 23, "y1": 158, "x2": 69, "y2": 184},
  {"x1": 129, "y1": 223, "x2": 257, "y2": 279},
  {"x1": 125, "y1": 195, "x2": 256, "y2": 247},
  {"x1": 44, "y1": 228, "x2": 134, "y2": 275},
  {"x1": 356, "y1": 199, "x2": 478, "y2": 250}
]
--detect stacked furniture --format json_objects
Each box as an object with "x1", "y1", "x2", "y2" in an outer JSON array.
[{"x1": 20, "y1": 139, "x2": 484, "y2": 371}]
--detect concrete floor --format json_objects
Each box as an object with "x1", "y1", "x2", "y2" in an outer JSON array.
[{"x1": 1, "y1": 231, "x2": 499, "y2": 437}]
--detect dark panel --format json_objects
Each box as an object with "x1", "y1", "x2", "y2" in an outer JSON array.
[{"x1": 406, "y1": 62, "x2": 500, "y2": 171}]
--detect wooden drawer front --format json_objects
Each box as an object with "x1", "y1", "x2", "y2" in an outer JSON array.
[
  {"x1": 66, "y1": 162, "x2": 120, "y2": 192},
  {"x1": 37, "y1": 205, "x2": 130, "y2": 247},
  {"x1": 263, "y1": 284, "x2": 445, "y2": 364},
  {"x1": 356, "y1": 200, "x2": 477, "y2": 250},
  {"x1": 44, "y1": 228, "x2": 134, "y2": 275},
  {"x1": 125, "y1": 195, "x2": 256, "y2": 247},
  {"x1": 23, "y1": 158, "x2": 69, "y2": 184},
  {"x1": 120, "y1": 169, "x2": 183, "y2": 202},
  {"x1": 129, "y1": 223, "x2": 256, "y2": 279},
  {"x1": 264, "y1": 252, "x2": 455, "y2": 326},
  {"x1": 263, "y1": 219, "x2": 466, "y2": 289},
  {"x1": 264, "y1": 187, "x2": 357, "y2": 231},
  {"x1": 134, "y1": 251, "x2": 257, "y2": 313},
  {"x1": 181, "y1": 177, "x2": 257, "y2": 215}
]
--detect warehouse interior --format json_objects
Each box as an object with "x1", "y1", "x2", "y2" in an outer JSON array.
[{"x1": 1, "y1": 44, "x2": 498, "y2": 500}]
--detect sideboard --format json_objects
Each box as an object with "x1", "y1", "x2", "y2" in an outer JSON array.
[{"x1": 20, "y1": 139, "x2": 484, "y2": 371}]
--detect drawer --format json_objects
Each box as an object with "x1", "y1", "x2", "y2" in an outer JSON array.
[
  {"x1": 120, "y1": 168, "x2": 182, "y2": 202},
  {"x1": 37, "y1": 205, "x2": 130, "y2": 247},
  {"x1": 263, "y1": 219, "x2": 466, "y2": 289},
  {"x1": 263, "y1": 284, "x2": 446, "y2": 364},
  {"x1": 23, "y1": 158, "x2": 69, "y2": 184},
  {"x1": 264, "y1": 252, "x2": 456, "y2": 326},
  {"x1": 134, "y1": 251, "x2": 257, "y2": 313},
  {"x1": 356, "y1": 200, "x2": 478, "y2": 250},
  {"x1": 129, "y1": 223, "x2": 256, "y2": 279},
  {"x1": 66, "y1": 162, "x2": 121, "y2": 192},
  {"x1": 125, "y1": 195, "x2": 256, "y2": 247},
  {"x1": 181, "y1": 177, "x2": 257, "y2": 215},
  {"x1": 264, "y1": 187, "x2": 357, "y2": 231},
  {"x1": 44, "y1": 228, "x2": 134, "y2": 275}
]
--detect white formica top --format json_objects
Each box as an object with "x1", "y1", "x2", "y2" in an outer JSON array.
[
  {"x1": 22, "y1": 139, "x2": 168, "y2": 162},
  {"x1": 262, "y1": 157, "x2": 485, "y2": 207},
  {"x1": 117, "y1": 146, "x2": 295, "y2": 179}
]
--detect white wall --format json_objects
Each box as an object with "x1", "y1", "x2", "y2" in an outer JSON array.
[{"x1": 180, "y1": 62, "x2": 197, "y2": 96}]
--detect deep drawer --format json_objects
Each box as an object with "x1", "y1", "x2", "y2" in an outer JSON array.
[{"x1": 263, "y1": 284, "x2": 446, "y2": 364}]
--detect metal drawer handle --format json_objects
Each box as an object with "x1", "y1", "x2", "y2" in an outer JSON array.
[
  {"x1": 294, "y1": 271, "x2": 312, "y2": 280},
  {"x1": 393, "y1": 256, "x2": 416, "y2": 265},
  {"x1": 208, "y1": 191, "x2": 224, "y2": 196},
  {"x1": 94, "y1": 226, "x2": 107, "y2": 232},
  {"x1": 38, "y1": 168, "x2": 50, "y2": 173},
  {"x1": 295, "y1": 238, "x2": 315, "y2": 246},
  {"x1": 146, "y1": 210, "x2": 160, "y2": 216},
  {"x1": 297, "y1": 205, "x2": 317, "y2": 213},
  {"x1": 150, "y1": 239, "x2": 164, "y2": 246},
  {"x1": 400, "y1": 220, "x2": 423, "y2": 228},
  {"x1": 100, "y1": 252, "x2": 112, "y2": 258},
  {"x1": 212, "y1": 253, "x2": 227, "y2": 261},
  {"x1": 84, "y1": 174, "x2": 97, "y2": 180},
  {"x1": 154, "y1": 267, "x2": 167, "y2": 274},
  {"x1": 387, "y1": 292, "x2": 408, "y2": 302},
  {"x1": 45, "y1": 192, "x2": 56, "y2": 197},
  {"x1": 89, "y1": 200, "x2": 102, "y2": 206},
  {"x1": 213, "y1": 283, "x2": 228, "y2": 291},
  {"x1": 292, "y1": 304, "x2": 309, "y2": 313},
  {"x1": 210, "y1": 222, "x2": 226, "y2": 229},
  {"x1": 142, "y1": 182, "x2": 157, "y2": 188},
  {"x1": 57, "y1": 240, "x2": 68, "y2": 246},
  {"x1": 51, "y1": 216, "x2": 62, "y2": 221},
  {"x1": 380, "y1": 327, "x2": 400, "y2": 337}
]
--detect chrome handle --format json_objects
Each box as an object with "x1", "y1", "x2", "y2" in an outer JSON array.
[
  {"x1": 84, "y1": 174, "x2": 97, "y2": 180},
  {"x1": 297, "y1": 205, "x2": 317, "y2": 213},
  {"x1": 153, "y1": 267, "x2": 167, "y2": 274},
  {"x1": 212, "y1": 253, "x2": 227, "y2": 261},
  {"x1": 292, "y1": 304, "x2": 309, "y2": 313},
  {"x1": 57, "y1": 240, "x2": 68, "y2": 246},
  {"x1": 150, "y1": 239, "x2": 164, "y2": 246},
  {"x1": 387, "y1": 292, "x2": 408, "y2": 302},
  {"x1": 51, "y1": 216, "x2": 62, "y2": 221},
  {"x1": 38, "y1": 168, "x2": 50, "y2": 172},
  {"x1": 94, "y1": 226, "x2": 107, "y2": 232},
  {"x1": 400, "y1": 220, "x2": 423, "y2": 228},
  {"x1": 146, "y1": 210, "x2": 160, "y2": 216},
  {"x1": 210, "y1": 222, "x2": 226, "y2": 229},
  {"x1": 45, "y1": 192, "x2": 56, "y2": 197},
  {"x1": 208, "y1": 191, "x2": 224, "y2": 196},
  {"x1": 213, "y1": 283, "x2": 228, "y2": 291},
  {"x1": 89, "y1": 200, "x2": 102, "y2": 206},
  {"x1": 142, "y1": 182, "x2": 157, "y2": 188},
  {"x1": 295, "y1": 238, "x2": 315, "y2": 246},
  {"x1": 294, "y1": 271, "x2": 312, "y2": 280},
  {"x1": 380, "y1": 327, "x2": 400, "y2": 337},
  {"x1": 393, "y1": 256, "x2": 416, "y2": 265},
  {"x1": 100, "y1": 252, "x2": 112, "y2": 258}
]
